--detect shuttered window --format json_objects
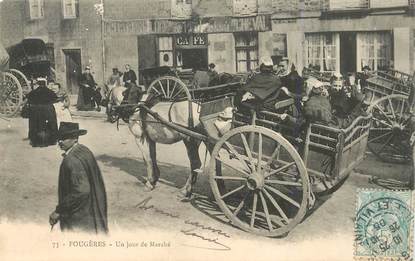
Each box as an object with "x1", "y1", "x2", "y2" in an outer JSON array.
[
  {"x1": 158, "y1": 36, "x2": 174, "y2": 67},
  {"x1": 29, "y1": 0, "x2": 44, "y2": 20},
  {"x1": 62, "y1": 0, "x2": 78, "y2": 19}
]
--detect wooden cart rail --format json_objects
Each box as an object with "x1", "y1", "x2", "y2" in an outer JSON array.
[
  {"x1": 189, "y1": 81, "x2": 242, "y2": 102},
  {"x1": 233, "y1": 108, "x2": 372, "y2": 185},
  {"x1": 365, "y1": 75, "x2": 411, "y2": 98}
]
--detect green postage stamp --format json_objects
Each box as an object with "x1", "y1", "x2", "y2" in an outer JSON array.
[{"x1": 354, "y1": 189, "x2": 413, "y2": 260}]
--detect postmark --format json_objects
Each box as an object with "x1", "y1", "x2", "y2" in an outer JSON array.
[{"x1": 354, "y1": 189, "x2": 413, "y2": 260}]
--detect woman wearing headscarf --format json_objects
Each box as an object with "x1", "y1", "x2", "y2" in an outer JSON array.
[{"x1": 26, "y1": 78, "x2": 59, "y2": 147}]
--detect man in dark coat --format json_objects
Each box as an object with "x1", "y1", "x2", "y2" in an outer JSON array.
[
  {"x1": 79, "y1": 66, "x2": 101, "y2": 111},
  {"x1": 236, "y1": 57, "x2": 282, "y2": 110},
  {"x1": 26, "y1": 78, "x2": 59, "y2": 147},
  {"x1": 123, "y1": 64, "x2": 137, "y2": 85},
  {"x1": 49, "y1": 122, "x2": 108, "y2": 234}
]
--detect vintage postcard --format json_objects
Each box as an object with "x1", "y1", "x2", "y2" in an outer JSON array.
[{"x1": 0, "y1": 0, "x2": 414, "y2": 260}]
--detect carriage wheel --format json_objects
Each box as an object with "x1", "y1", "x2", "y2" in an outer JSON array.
[
  {"x1": 367, "y1": 94, "x2": 411, "y2": 164},
  {"x1": 8, "y1": 69, "x2": 31, "y2": 95},
  {"x1": 208, "y1": 126, "x2": 311, "y2": 237},
  {"x1": 0, "y1": 72, "x2": 23, "y2": 117},
  {"x1": 147, "y1": 76, "x2": 191, "y2": 102}
]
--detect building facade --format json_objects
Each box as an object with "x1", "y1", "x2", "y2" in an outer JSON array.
[{"x1": 1, "y1": 0, "x2": 415, "y2": 93}]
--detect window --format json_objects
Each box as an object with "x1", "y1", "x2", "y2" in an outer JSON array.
[
  {"x1": 370, "y1": 0, "x2": 408, "y2": 8},
  {"x1": 357, "y1": 32, "x2": 392, "y2": 71},
  {"x1": 329, "y1": 0, "x2": 368, "y2": 10},
  {"x1": 234, "y1": 0, "x2": 258, "y2": 16},
  {"x1": 171, "y1": 0, "x2": 192, "y2": 18},
  {"x1": 158, "y1": 36, "x2": 174, "y2": 67},
  {"x1": 29, "y1": 0, "x2": 44, "y2": 20},
  {"x1": 305, "y1": 33, "x2": 339, "y2": 72},
  {"x1": 235, "y1": 32, "x2": 259, "y2": 72},
  {"x1": 62, "y1": 0, "x2": 78, "y2": 19}
]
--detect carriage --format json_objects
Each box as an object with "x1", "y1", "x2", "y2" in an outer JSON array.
[
  {"x1": 0, "y1": 38, "x2": 52, "y2": 117},
  {"x1": 124, "y1": 72, "x2": 372, "y2": 237},
  {"x1": 303, "y1": 66, "x2": 415, "y2": 166},
  {"x1": 362, "y1": 69, "x2": 415, "y2": 164}
]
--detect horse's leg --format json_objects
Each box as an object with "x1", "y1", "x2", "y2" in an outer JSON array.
[
  {"x1": 148, "y1": 138, "x2": 160, "y2": 184},
  {"x1": 179, "y1": 138, "x2": 202, "y2": 199},
  {"x1": 134, "y1": 136, "x2": 157, "y2": 190}
]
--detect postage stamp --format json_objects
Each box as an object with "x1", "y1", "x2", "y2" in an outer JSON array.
[{"x1": 354, "y1": 189, "x2": 413, "y2": 260}]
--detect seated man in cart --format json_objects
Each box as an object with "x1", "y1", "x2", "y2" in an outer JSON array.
[
  {"x1": 329, "y1": 72, "x2": 368, "y2": 128},
  {"x1": 235, "y1": 56, "x2": 283, "y2": 111}
]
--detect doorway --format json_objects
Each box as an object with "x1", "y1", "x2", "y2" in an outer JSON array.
[
  {"x1": 340, "y1": 32, "x2": 357, "y2": 75},
  {"x1": 63, "y1": 49, "x2": 81, "y2": 94},
  {"x1": 180, "y1": 49, "x2": 208, "y2": 71}
]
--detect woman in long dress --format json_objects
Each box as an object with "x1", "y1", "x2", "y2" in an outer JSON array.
[{"x1": 27, "y1": 78, "x2": 59, "y2": 147}]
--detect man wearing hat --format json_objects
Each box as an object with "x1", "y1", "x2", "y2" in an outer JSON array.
[
  {"x1": 236, "y1": 56, "x2": 282, "y2": 110},
  {"x1": 49, "y1": 122, "x2": 108, "y2": 234}
]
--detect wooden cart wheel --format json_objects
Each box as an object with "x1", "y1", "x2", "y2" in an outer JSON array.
[
  {"x1": 147, "y1": 76, "x2": 191, "y2": 102},
  {"x1": 0, "y1": 72, "x2": 23, "y2": 117},
  {"x1": 367, "y1": 94, "x2": 411, "y2": 164},
  {"x1": 8, "y1": 69, "x2": 31, "y2": 95},
  {"x1": 208, "y1": 125, "x2": 311, "y2": 237}
]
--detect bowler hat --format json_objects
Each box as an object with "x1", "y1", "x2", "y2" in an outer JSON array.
[{"x1": 58, "y1": 122, "x2": 87, "y2": 140}]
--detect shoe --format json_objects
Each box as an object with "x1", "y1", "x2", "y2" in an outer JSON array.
[{"x1": 96, "y1": 107, "x2": 101, "y2": 112}]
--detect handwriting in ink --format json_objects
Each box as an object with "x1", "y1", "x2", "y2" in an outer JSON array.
[{"x1": 180, "y1": 228, "x2": 231, "y2": 251}]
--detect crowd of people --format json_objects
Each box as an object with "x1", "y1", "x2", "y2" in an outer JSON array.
[{"x1": 236, "y1": 56, "x2": 372, "y2": 131}]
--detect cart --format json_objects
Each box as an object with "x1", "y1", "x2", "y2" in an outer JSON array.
[
  {"x1": 0, "y1": 38, "x2": 52, "y2": 117},
  {"x1": 134, "y1": 75, "x2": 371, "y2": 237},
  {"x1": 362, "y1": 69, "x2": 415, "y2": 164}
]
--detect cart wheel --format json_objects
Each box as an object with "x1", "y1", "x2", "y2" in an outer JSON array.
[
  {"x1": 147, "y1": 76, "x2": 191, "y2": 102},
  {"x1": 8, "y1": 69, "x2": 31, "y2": 95},
  {"x1": 367, "y1": 94, "x2": 411, "y2": 164},
  {"x1": 208, "y1": 125, "x2": 310, "y2": 237},
  {"x1": 0, "y1": 72, "x2": 23, "y2": 117}
]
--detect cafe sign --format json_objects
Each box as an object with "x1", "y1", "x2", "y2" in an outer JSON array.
[{"x1": 176, "y1": 34, "x2": 207, "y2": 47}]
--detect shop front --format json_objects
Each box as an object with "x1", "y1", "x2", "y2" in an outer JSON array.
[{"x1": 103, "y1": 14, "x2": 272, "y2": 76}]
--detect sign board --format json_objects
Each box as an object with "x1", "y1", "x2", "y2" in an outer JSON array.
[{"x1": 104, "y1": 15, "x2": 271, "y2": 36}]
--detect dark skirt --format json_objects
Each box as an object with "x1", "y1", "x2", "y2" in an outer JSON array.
[{"x1": 28, "y1": 104, "x2": 58, "y2": 147}]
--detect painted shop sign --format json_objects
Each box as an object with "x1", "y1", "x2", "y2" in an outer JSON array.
[
  {"x1": 176, "y1": 34, "x2": 207, "y2": 46},
  {"x1": 200, "y1": 15, "x2": 271, "y2": 33},
  {"x1": 104, "y1": 15, "x2": 271, "y2": 36}
]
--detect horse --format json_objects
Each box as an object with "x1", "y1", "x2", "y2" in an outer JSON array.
[
  {"x1": 128, "y1": 98, "x2": 204, "y2": 199},
  {"x1": 108, "y1": 85, "x2": 205, "y2": 199},
  {"x1": 106, "y1": 85, "x2": 127, "y2": 122}
]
